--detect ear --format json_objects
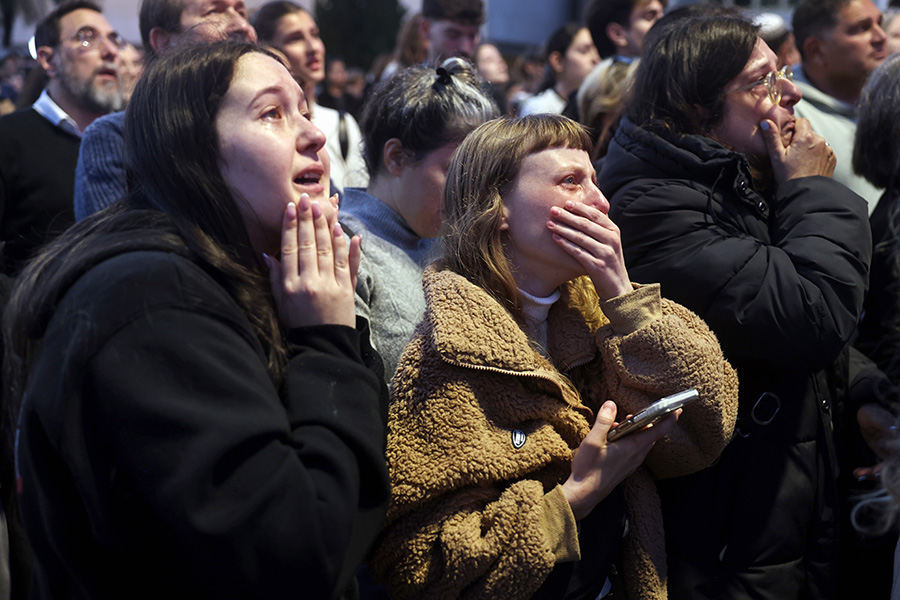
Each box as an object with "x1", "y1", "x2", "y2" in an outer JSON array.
[
  {"x1": 36, "y1": 46, "x2": 56, "y2": 76},
  {"x1": 606, "y1": 22, "x2": 629, "y2": 50},
  {"x1": 419, "y1": 17, "x2": 431, "y2": 42},
  {"x1": 383, "y1": 138, "x2": 409, "y2": 177},
  {"x1": 548, "y1": 50, "x2": 565, "y2": 75},
  {"x1": 149, "y1": 26, "x2": 175, "y2": 53},
  {"x1": 498, "y1": 200, "x2": 510, "y2": 231},
  {"x1": 803, "y1": 35, "x2": 825, "y2": 66}
]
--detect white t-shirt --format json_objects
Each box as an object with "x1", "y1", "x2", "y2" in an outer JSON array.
[{"x1": 519, "y1": 88, "x2": 567, "y2": 117}]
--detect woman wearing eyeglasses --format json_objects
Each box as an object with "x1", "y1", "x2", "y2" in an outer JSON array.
[{"x1": 597, "y1": 13, "x2": 873, "y2": 600}]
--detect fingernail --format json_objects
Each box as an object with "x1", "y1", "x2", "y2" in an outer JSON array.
[
  {"x1": 565, "y1": 201, "x2": 575, "y2": 209},
  {"x1": 759, "y1": 121, "x2": 770, "y2": 130},
  {"x1": 601, "y1": 401, "x2": 617, "y2": 415},
  {"x1": 858, "y1": 475, "x2": 868, "y2": 482},
  {"x1": 310, "y1": 200, "x2": 322, "y2": 218}
]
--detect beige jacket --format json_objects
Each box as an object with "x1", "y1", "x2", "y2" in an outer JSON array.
[{"x1": 372, "y1": 268, "x2": 739, "y2": 600}]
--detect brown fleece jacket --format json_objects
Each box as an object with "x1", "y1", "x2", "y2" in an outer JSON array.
[{"x1": 372, "y1": 268, "x2": 739, "y2": 600}]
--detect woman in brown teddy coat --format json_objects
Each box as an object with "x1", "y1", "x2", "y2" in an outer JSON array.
[{"x1": 371, "y1": 114, "x2": 739, "y2": 600}]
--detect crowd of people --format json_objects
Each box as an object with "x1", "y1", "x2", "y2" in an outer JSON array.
[{"x1": 1, "y1": 0, "x2": 900, "y2": 599}]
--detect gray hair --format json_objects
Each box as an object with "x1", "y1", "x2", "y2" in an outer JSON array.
[
  {"x1": 853, "y1": 52, "x2": 900, "y2": 191},
  {"x1": 359, "y1": 57, "x2": 500, "y2": 176}
]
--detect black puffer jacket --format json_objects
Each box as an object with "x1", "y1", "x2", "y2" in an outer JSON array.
[{"x1": 597, "y1": 118, "x2": 871, "y2": 600}]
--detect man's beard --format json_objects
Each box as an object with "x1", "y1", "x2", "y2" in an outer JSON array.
[{"x1": 58, "y1": 58, "x2": 124, "y2": 115}]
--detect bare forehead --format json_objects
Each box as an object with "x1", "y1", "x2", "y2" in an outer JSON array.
[
  {"x1": 524, "y1": 147, "x2": 593, "y2": 172},
  {"x1": 838, "y1": 0, "x2": 879, "y2": 22},
  {"x1": 436, "y1": 19, "x2": 480, "y2": 33},
  {"x1": 230, "y1": 53, "x2": 305, "y2": 101},
  {"x1": 181, "y1": 0, "x2": 243, "y2": 16},
  {"x1": 58, "y1": 8, "x2": 112, "y2": 38},
  {"x1": 277, "y1": 10, "x2": 315, "y2": 32},
  {"x1": 738, "y1": 39, "x2": 777, "y2": 79}
]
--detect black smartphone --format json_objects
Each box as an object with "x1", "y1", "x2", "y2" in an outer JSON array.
[{"x1": 606, "y1": 388, "x2": 699, "y2": 442}]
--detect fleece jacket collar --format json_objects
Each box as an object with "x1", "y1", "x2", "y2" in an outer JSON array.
[{"x1": 423, "y1": 267, "x2": 600, "y2": 375}]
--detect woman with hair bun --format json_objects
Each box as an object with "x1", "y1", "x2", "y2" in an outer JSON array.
[{"x1": 341, "y1": 57, "x2": 500, "y2": 379}]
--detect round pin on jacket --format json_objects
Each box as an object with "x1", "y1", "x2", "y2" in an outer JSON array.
[{"x1": 511, "y1": 430, "x2": 526, "y2": 449}]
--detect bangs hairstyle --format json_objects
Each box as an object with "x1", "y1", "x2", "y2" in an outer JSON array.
[
  {"x1": 628, "y1": 14, "x2": 758, "y2": 136},
  {"x1": 359, "y1": 56, "x2": 500, "y2": 176},
  {"x1": 438, "y1": 114, "x2": 591, "y2": 312}
]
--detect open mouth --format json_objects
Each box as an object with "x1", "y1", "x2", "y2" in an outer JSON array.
[
  {"x1": 294, "y1": 170, "x2": 323, "y2": 186},
  {"x1": 96, "y1": 67, "x2": 118, "y2": 80}
]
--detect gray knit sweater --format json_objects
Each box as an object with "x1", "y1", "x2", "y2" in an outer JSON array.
[{"x1": 339, "y1": 187, "x2": 435, "y2": 381}]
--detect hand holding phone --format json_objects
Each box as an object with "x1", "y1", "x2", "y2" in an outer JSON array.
[{"x1": 606, "y1": 389, "x2": 699, "y2": 442}]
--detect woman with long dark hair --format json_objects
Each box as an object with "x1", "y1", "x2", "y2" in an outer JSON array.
[{"x1": 4, "y1": 40, "x2": 389, "y2": 599}]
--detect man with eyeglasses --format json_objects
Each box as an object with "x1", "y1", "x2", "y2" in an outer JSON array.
[
  {"x1": 597, "y1": 10, "x2": 882, "y2": 600},
  {"x1": 0, "y1": 0, "x2": 123, "y2": 276},
  {"x1": 792, "y1": 0, "x2": 888, "y2": 213},
  {"x1": 74, "y1": 0, "x2": 256, "y2": 220}
]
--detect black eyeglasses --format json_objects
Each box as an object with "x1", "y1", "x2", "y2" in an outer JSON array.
[
  {"x1": 68, "y1": 27, "x2": 127, "y2": 51},
  {"x1": 730, "y1": 65, "x2": 794, "y2": 105}
]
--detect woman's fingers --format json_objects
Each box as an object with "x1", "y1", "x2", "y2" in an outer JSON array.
[
  {"x1": 348, "y1": 234, "x2": 362, "y2": 292},
  {"x1": 332, "y1": 221, "x2": 351, "y2": 282},
  {"x1": 548, "y1": 202, "x2": 620, "y2": 254},
  {"x1": 548, "y1": 202, "x2": 631, "y2": 299},
  {"x1": 315, "y1": 200, "x2": 335, "y2": 276},
  {"x1": 294, "y1": 194, "x2": 322, "y2": 280},
  {"x1": 279, "y1": 200, "x2": 300, "y2": 280}
]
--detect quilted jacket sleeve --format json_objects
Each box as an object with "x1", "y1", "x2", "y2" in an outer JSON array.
[{"x1": 613, "y1": 176, "x2": 870, "y2": 373}]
